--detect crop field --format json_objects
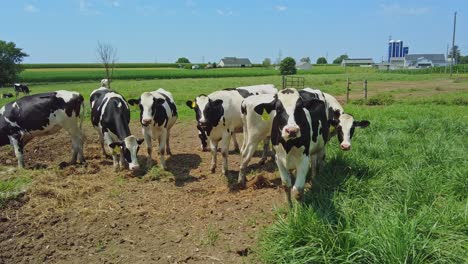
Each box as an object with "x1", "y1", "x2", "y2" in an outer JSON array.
[{"x1": 0, "y1": 71, "x2": 467, "y2": 263}]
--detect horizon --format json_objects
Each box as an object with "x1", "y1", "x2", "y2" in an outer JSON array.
[{"x1": 3, "y1": 0, "x2": 467, "y2": 64}]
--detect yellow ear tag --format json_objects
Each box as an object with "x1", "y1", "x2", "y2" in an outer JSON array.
[
  {"x1": 112, "y1": 146, "x2": 120, "y2": 154},
  {"x1": 192, "y1": 101, "x2": 197, "y2": 108},
  {"x1": 261, "y1": 109, "x2": 270, "y2": 121}
]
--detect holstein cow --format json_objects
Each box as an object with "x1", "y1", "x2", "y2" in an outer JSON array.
[
  {"x1": 13, "y1": 83, "x2": 30, "y2": 97},
  {"x1": 128, "y1": 89, "x2": 177, "y2": 170},
  {"x1": 101, "y1": 79, "x2": 110, "y2": 88},
  {"x1": 90, "y1": 87, "x2": 143, "y2": 171},
  {"x1": 190, "y1": 84, "x2": 277, "y2": 152},
  {"x1": 2, "y1": 93, "x2": 14, "y2": 99},
  {"x1": 256, "y1": 88, "x2": 330, "y2": 205},
  {"x1": 185, "y1": 90, "x2": 244, "y2": 175},
  {"x1": 0, "y1": 91, "x2": 85, "y2": 168},
  {"x1": 323, "y1": 92, "x2": 370, "y2": 151},
  {"x1": 238, "y1": 93, "x2": 276, "y2": 185}
]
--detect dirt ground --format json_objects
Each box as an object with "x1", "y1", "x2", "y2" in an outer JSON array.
[{"x1": 0, "y1": 121, "x2": 284, "y2": 264}]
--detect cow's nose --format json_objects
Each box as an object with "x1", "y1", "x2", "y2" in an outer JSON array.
[
  {"x1": 130, "y1": 164, "x2": 140, "y2": 171},
  {"x1": 285, "y1": 127, "x2": 299, "y2": 138},
  {"x1": 340, "y1": 143, "x2": 351, "y2": 151},
  {"x1": 142, "y1": 119, "x2": 151, "y2": 126},
  {"x1": 199, "y1": 121, "x2": 208, "y2": 128}
]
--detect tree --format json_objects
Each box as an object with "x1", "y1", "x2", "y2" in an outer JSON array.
[
  {"x1": 262, "y1": 58, "x2": 271, "y2": 67},
  {"x1": 176, "y1": 57, "x2": 190, "y2": 63},
  {"x1": 300, "y1": 57, "x2": 311, "y2": 63},
  {"x1": 96, "y1": 42, "x2": 117, "y2": 88},
  {"x1": 459, "y1": 55, "x2": 468, "y2": 64},
  {"x1": 448, "y1": 45, "x2": 461, "y2": 64},
  {"x1": 0, "y1": 40, "x2": 28, "y2": 87},
  {"x1": 333, "y1": 54, "x2": 349, "y2": 64},
  {"x1": 316, "y1": 57, "x2": 328, "y2": 64},
  {"x1": 279, "y1": 57, "x2": 296, "y2": 75}
]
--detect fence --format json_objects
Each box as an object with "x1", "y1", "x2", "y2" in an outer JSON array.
[{"x1": 281, "y1": 75, "x2": 305, "y2": 89}]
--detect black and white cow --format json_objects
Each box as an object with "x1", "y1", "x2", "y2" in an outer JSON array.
[
  {"x1": 256, "y1": 88, "x2": 330, "y2": 205},
  {"x1": 0, "y1": 91, "x2": 85, "y2": 168},
  {"x1": 90, "y1": 87, "x2": 143, "y2": 171},
  {"x1": 2, "y1": 93, "x2": 14, "y2": 99},
  {"x1": 238, "y1": 93, "x2": 276, "y2": 185},
  {"x1": 14, "y1": 83, "x2": 30, "y2": 97},
  {"x1": 323, "y1": 92, "x2": 370, "y2": 151},
  {"x1": 101, "y1": 79, "x2": 110, "y2": 88},
  {"x1": 128, "y1": 88, "x2": 178, "y2": 170},
  {"x1": 190, "y1": 84, "x2": 277, "y2": 152},
  {"x1": 185, "y1": 89, "x2": 245, "y2": 175}
]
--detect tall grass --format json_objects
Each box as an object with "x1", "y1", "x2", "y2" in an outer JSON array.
[{"x1": 258, "y1": 104, "x2": 468, "y2": 263}]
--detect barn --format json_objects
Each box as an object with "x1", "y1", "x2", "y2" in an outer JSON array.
[
  {"x1": 218, "y1": 57, "x2": 252, "y2": 68},
  {"x1": 296, "y1": 61, "x2": 312, "y2": 70}
]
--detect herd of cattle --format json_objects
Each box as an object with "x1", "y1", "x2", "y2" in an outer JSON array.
[{"x1": 0, "y1": 79, "x2": 370, "y2": 205}]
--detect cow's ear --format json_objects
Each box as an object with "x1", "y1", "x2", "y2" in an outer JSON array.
[
  {"x1": 329, "y1": 119, "x2": 339, "y2": 127},
  {"x1": 128, "y1": 99, "x2": 140, "y2": 106},
  {"x1": 109, "y1": 141, "x2": 123, "y2": 149},
  {"x1": 212, "y1": 99, "x2": 223, "y2": 107},
  {"x1": 186, "y1": 100, "x2": 195, "y2": 109},
  {"x1": 333, "y1": 109, "x2": 341, "y2": 119},
  {"x1": 154, "y1": 98, "x2": 165, "y2": 105},
  {"x1": 137, "y1": 138, "x2": 144, "y2": 145},
  {"x1": 354, "y1": 120, "x2": 370, "y2": 128}
]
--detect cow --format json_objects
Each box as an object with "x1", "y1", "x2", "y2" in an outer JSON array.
[
  {"x1": 101, "y1": 79, "x2": 110, "y2": 88},
  {"x1": 323, "y1": 92, "x2": 370, "y2": 151},
  {"x1": 2, "y1": 93, "x2": 14, "y2": 99},
  {"x1": 190, "y1": 84, "x2": 277, "y2": 152},
  {"x1": 13, "y1": 83, "x2": 30, "y2": 97},
  {"x1": 255, "y1": 88, "x2": 330, "y2": 206},
  {"x1": 238, "y1": 93, "x2": 276, "y2": 185},
  {"x1": 90, "y1": 87, "x2": 143, "y2": 171},
  {"x1": 185, "y1": 90, "x2": 244, "y2": 175},
  {"x1": 128, "y1": 88, "x2": 178, "y2": 170},
  {"x1": 0, "y1": 91, "x2": 85, "y2": 168}
]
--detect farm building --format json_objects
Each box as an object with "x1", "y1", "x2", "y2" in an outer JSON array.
[
  {"x1": 404, "y1": 54, "x2": 447, "y2": 68},
  {"x1": 341, "y1": 58, "x2": 374, "y2": 67},
  {"x1": 218, "y1": 57, "x2": 252, "y2": 68},
  {"x1": 296, "y1": 61, "x2": 312, "y2": 70}
]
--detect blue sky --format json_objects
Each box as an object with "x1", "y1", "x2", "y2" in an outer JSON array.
[{"x1": 2, "y1": 0, "x2": 467, "y2": 63}]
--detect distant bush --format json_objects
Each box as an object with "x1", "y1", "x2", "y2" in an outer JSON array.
[{"x1": 353, "y1": 94, "x2": 395, "y2": 106}]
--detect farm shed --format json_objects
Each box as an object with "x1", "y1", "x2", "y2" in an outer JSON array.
[
  {"x1": 404, "y1": 54, "x2": 447, "y2": 68},
  {"x1": 218, "y1": 57, "x2": 252, "y2": 68},
  {"x1": 341, "y1": 58, "x2": 375, "y2": 67},
  {"x1": 296, "y1": 62, "x2": 312, "y2": 70}
]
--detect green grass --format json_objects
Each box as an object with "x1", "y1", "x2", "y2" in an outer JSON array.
[
  {"x1": 0, "y1": 168, "x2": 32, "y2": 208},
  {"x1": 257, "y1": 103, "x2": 468, "y2": 263}
]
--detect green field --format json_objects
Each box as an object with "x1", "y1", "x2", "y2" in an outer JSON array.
[{"x1": 1, "y1": 70, "x2": 467, "y2": 262}]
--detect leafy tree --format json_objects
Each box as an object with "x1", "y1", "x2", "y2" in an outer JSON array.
[
  {"x1": 459, "y1": 55, "x2": 468, "y2": 64},
  {"x1": 300, "y1": 57, "x2": 311, "y2": 63},
  {"x1": 176, "y1": 57, "x2": 190, "y2": 63},
  {"x1": 212, "y1": 62, "x2": 217, "y2": 68},
  {"x1": 333, "y1": 54, "x2": 349, "y2": 64},
  {"x1": 262, "y1": 58, "x2": 271, "y2": 67},
  {"x1": 0, "y1": 40, "x2": 28, "y2": 86},
  {"x1": 448, "y1": 45, "x2": 461, "y2": 64},
  {"x1": 279, "y1": 57, "x2": 296, "y2": 75},
  {"x1": 316, "y1": 57, "x2": 328, "y2": 64}
]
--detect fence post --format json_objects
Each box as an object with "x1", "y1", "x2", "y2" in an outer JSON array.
[
  {"x1": 363, "y1": 79, "x2": 368, "y2": 100},
  {"x1": 346, "y1": 77, "x2": 351, "y2": 104},
  {"x1": 282, "y1": 75, "x2": 286, "y2": 89}
]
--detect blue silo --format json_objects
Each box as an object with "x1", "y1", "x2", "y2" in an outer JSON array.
[
  {"x1": 395, "y1": 41, "x2": 401, "y2": 57},
  {"x1": 403, "y1": 47, "x2": 409, "y2": 57}
]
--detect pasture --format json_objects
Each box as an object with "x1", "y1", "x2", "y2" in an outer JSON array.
[{"x1": 0, "y1": 72, "x2": 467, "y2": 263}]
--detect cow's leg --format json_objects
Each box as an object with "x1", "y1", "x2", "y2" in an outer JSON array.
[
  {"x1": 165, "y1": 128, "x2": 172, "y2": 155},
  {"x1": 209, "y1": 139, "x2": 218, "y2": 173},
  {"x1": 143, "y1": 126, "x2": 153, "y2": 167},
  {"x1": 220, "y1": 131, "x2": 232, "y2": 176},
  {"x1": 238, "y1": 139, "x2": 257, "y2": 186},
  {"x1": 292, "y1": 155, "x2": 310, "y2": 203},
  {"x1": 98, "y1": 132, "x2": 107, "y2": 157},
  {"x1": 104, "y1": 133, "x2": 119, "y2": 169},
  {"x1": 276, "y1": 156, "x2": 293, "y2": 207},
  {"x1": 65, "y1": 120, "x2": 85, "y2": 164},
  {"x1": 259, "y1": 136, "x2": 270, "y2": 165},
  {"x1": 240, "y1": 120, "x2": 248, "y2": 154},
  {"x1": 197, "y1": 125, "x2": 208, "y2": 151},
  {"x1": 8, "y1": 135, "x2": 24, "y2": 169},
  {"x1": 158, "y1": 129, "x2": 168, "y2": 170},
  {"x1": 231, "y1": 133, "x2": 240, "y2": 153}
]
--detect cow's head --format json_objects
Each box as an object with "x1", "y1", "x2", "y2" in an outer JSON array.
[
  {"x1": 129, "y1": 93, "x2": 165, "y2": 126},
  {"x1": 329, "y1": 110, "x2": 370, "y2": 151},
  {"x1": 109, "y1": 136, "x2": 144, "y2": 171},
  {"x1": 186, "y1": 95, "x2": 224, "y2": 129}
]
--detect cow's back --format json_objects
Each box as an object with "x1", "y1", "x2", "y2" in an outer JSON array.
[{"x1": 209, "y1": 90, "x2": 244, "y2": 129}]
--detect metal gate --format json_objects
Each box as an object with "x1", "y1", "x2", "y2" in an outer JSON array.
[{"x1": 282, "y1": 75, "x2": 305, "y2": 89}]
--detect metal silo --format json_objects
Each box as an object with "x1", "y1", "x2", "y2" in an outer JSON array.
[{"x1": 395, "y1": 41, "x2": 401, "y2": 57}]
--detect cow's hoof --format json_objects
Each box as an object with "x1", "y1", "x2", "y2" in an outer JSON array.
[
  {"x1": 210, "y1": 167, "x2": 216, "y2": 173},
  {"x1": 258, "y1": 158, "x2": 267, "y2": 165},
  {"x1": 166, "y1": 150, "x2": 172, "y2": 156},
  {"x1": 291, "y1": 188, "x2": 304, "y2": 203}
]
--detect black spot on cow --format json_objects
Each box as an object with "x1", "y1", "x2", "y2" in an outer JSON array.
[
  {"x1": 236, "y1": 89, "x2": 253, "y2": 98},
  {"x1": 241, "y1": 104, "x2": 247, "y2": 115},
  {"x1": 152, "y1": 98, "x2": 168, "y2": 127},
  {"x1": 159, "y1": 93, "x2": 178, "y2": 117},
  {"x1": 253, "y1": 101, "x2": 275, "y2": 116}
]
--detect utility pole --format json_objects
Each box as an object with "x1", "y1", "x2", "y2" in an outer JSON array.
[
  {"x1": 445, "y1": 44, "x2": 449, "y2": 73},
  {"x1": 450, "y1": 12, "x2": 457, "y2": 77}
]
